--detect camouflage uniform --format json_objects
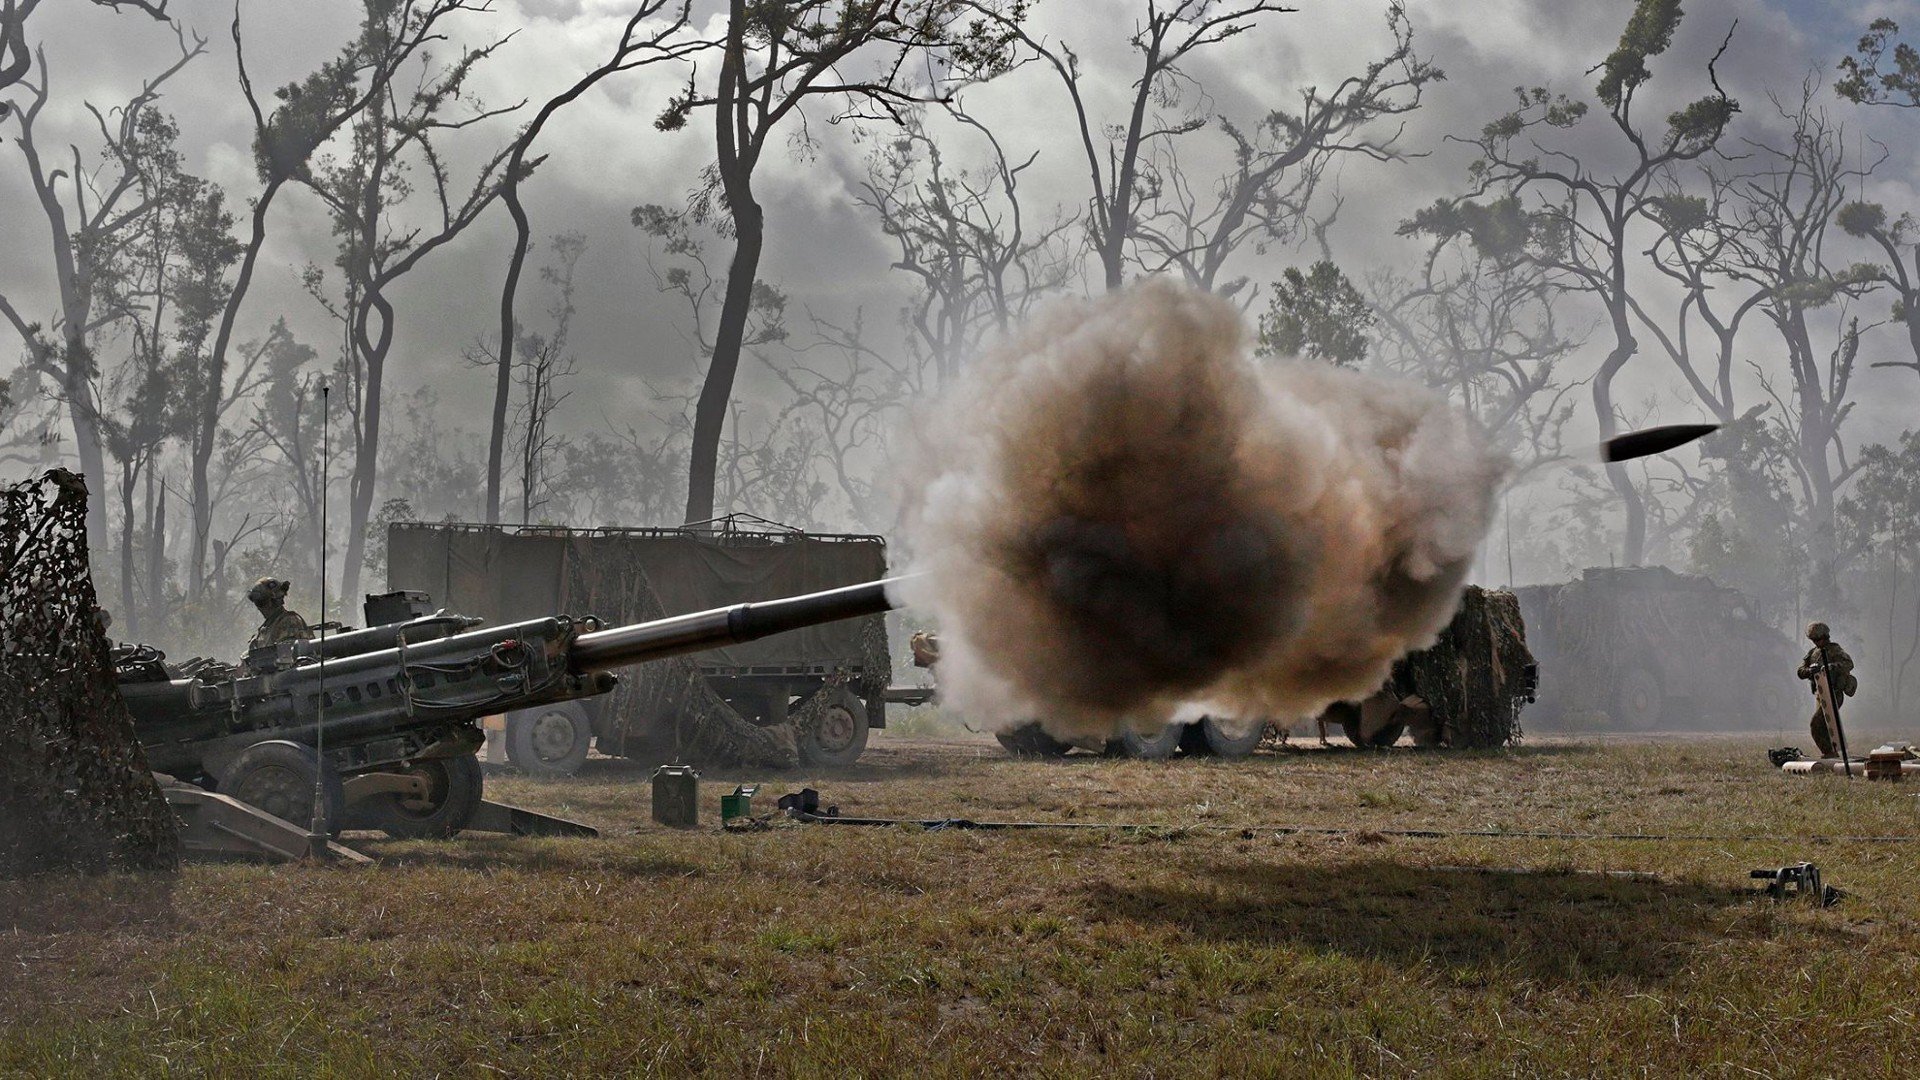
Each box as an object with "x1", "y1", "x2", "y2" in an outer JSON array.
[
  {"x1": 245, "y1": 577, "x2": 311, "y2": 657},
  {"x1": 1797, "y1": 639, "x2": 1854, "y2": 758},
  {"x1": 248, "y1": 608, "x2": 312, "y2": 652}
]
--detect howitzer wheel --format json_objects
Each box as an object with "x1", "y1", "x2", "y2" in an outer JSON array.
[
  {"x1": 799, "y1": 686, "x2": 870, "y2": 767},
  {"x1": 507, "y1": 702, "x2": 593, "y2": 778},
  {"x1": 995, "y1": 722, "x2": 1073, "y2": 758},
  {"x1": 1199, "y1": 716, "x2": 1266, "y2": 757},
  {"x1": 1110, "y1": 721, "x2": 1183, "y2": 760},
  {"x1": 360, "y1": 754, "x2": 485, "y2": 840},
  {"x1": 219, "y1": 740, "x2": 345, "y2": 836}
]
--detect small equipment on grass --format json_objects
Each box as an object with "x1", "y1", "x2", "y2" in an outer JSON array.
[{"x1": 1750, "y1": 862, "x2": 1841, "y2": 906}]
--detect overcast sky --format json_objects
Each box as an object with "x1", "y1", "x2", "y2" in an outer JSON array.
[{"x1": 4, "y1": 0, "x2": 1917, "y2": 505}]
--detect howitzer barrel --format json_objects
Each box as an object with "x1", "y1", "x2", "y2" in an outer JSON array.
[{"x1": 568, "y1": 577, "x2": 903, "y2": 673}]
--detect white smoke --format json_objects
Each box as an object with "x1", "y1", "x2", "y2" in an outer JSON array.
[{"x1": 893, "y1": 280, "x2": 1508, "y2": 740}]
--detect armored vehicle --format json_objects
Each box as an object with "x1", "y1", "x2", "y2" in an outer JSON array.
[
  {"x1": 1514, "y1": 566, "x2": 1797, "y2": 730},
  {"x1": 386, "y1": 518, "x2": 893, "y2": 773}
]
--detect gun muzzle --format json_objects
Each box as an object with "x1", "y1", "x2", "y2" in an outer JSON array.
[{"x1": 567, "y1": 577, "x2": 904, "y2": 674}]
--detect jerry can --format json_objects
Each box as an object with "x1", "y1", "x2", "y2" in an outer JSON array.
[{"x1": 651, "y1": 763, "x2": 700, "y2": 827}]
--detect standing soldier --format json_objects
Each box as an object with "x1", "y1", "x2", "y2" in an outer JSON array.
[
  {"x1": 1796, "y1": 622, "x2": 1855, "y2": 758},
  {"x1": 246, "y1": 578, "x2": 312, "y2": 653}
]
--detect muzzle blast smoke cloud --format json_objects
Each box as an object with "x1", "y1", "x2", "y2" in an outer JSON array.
[{"x1": 894, "y1": 280, "x2": 1509, "y2": 741}]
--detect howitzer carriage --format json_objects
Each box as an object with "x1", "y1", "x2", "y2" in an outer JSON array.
[{"x1": 116, "y1": 579, "x2": 898, "y2": 839}]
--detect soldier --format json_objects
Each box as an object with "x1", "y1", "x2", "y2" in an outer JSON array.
[
  {"x1": 246, "y1": 577, "x2": 312, "y2": 653},
  {"x1": 1796, "y1": 622, "x2": 1855, "y2": 758}
]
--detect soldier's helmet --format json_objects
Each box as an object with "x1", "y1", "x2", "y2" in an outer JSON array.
[
  {"x1": 1806, "y1": 621, "x2": 1830, "y2": 642},
  {"x1": 247, "y1": 577, "x2": 290, "y2": 605}
]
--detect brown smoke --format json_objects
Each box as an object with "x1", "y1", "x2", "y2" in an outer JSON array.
[{"x1": 893, "y1": 280, "x2": 1508, "y2": 740}]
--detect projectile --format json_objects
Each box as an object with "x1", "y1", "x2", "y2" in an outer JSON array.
[{"x1": 1601, "y1": 423, "x2": 1720, "y2": 463}]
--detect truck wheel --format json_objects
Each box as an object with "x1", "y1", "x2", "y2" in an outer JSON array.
[
  {"x1": 506, "y1": 703, "x2": 593, "y2": 777},
  {"x1": 1752, "y1": 682, "x2": 1790, "y2": 719},
  {"x1": 1613, "y1": 666, "x2": 1665, "y2": 731},
  {"x1": 219, "y1": 740, "x2": 345, "y2": 835},
  {"x1": 995, "y1": 722, "x2": 1073, "y2": 758},
  {"x1": 1200, "y1": 716, "x2": 1266, "y2": 758},
  {"x1": 1111, "y1": 721, "x2": 1183, "y2": 760},
  {"x1": 799, "y1": 686, "x2": 870, "y2": 767},
  {"x1": 363, "y1": 754, "x2": 485, "y2": 840}
]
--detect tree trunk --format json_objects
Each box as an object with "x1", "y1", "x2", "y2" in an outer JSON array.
[
  {"x1": 146, "y1": 478, "x2": 165, "y2": 626},
  {"x1": 193, "y1": 177, "x2": 285, "y2": 603},
  {"x1": 1097, "y1": 59, "x2": 1157, "y2": 293},
  {"x1": 1592, "y1": 332, "x2": 1645, "y2": 564},
  {"x1": 61, "y1": 360, "x2": 110, "y2": 547},
  {"x1": 340, "y1": 292, "x2": 395, "y2": 606},
  {"x1": 687, "y1": 212, "x2": 763, "y2": 525},
  {"x1": 118, "y1": 458, "x2": 139, "y2": 640},
  {"x1": 487, "y1": 184, "x2": 531, "y2": 525},
  {"x1": 688, "y1": 23, "x2": 763, "y2": 527}
]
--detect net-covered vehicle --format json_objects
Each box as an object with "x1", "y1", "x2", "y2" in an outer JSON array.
[
  {"x1": 1514, "y1": 566, "x2": 1797, "y2": 730},
  {"x1": 996, "y1": 585, "x2": 1535, "y2": 756},
  {"x1": 386, "y1": 518, "x2": 894, "y2": 773}
]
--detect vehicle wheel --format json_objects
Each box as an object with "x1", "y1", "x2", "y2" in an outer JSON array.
[
  {"x1": 1339, "y1": 693, "x2": 1406, "y2": 748},
  {"x1": 1112, "y1": 721, "x2": 1184, "y2": 760},
  {"x1": 995, "y1": 721, "x2": 1072, "y2": 758},
  {"x1": 1200, "y1": 716, "x2": 1266, "y2": 758},
  {"x1": 1402, "y1": 701, "x2": 1444, "y2": 747},
  {"x1": 361, "y1": 754, "x2": 485, "y2": 840},
  {"x1": 1613, "y1": 666, "x2": 1665, "y2": 731},
  {"x1": 799, "y1": 685, "x2": 870, "y2": 767},
  {"x1": 1340, "y1": 717, "x2": 1407, "y2": 748},
  {"x1": 219, "y1": 740, "x2": 344, "y2": 834},
  {"x1": 1753, "y1": 681, "x2": 1791, "y2": 720},
  {"x1": 1319, "y1": 701, "x2": 1360, "y2": 743},
  {"x1": 506, "y1": 702, "x2": 593, "y2": 778}
]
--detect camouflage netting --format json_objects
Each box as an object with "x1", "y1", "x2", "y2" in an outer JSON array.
[
  {"x1": 1390, "y1": 585, "x2": 1532, "y2": 748},
  {"x1": 0, "y1": 470, "x2": 179, "y2": 876},
  {"x1": 564, "y1": 537, "x2": 799, "y2": 768}
]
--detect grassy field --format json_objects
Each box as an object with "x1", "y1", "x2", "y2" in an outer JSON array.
[{"x1": 5, "y1": 730, "x2": 1920, "y2": 1077}]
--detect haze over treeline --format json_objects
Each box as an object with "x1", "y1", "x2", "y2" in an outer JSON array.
[{"x1": 3, "y1": 0, "x2": 1919, "y2": 709}]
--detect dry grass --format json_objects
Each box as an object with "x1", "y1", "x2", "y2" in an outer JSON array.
[{"x1": 5, "y1": 731, "x2": 1920, "y2": 1077}]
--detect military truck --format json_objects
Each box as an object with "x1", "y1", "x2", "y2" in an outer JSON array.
[
  {"x1": 1514, "y1": 566, "x2": 1797, "y2": 730},
  {"x1": 996, "y1": 585, "x2": 1536, "y2": 756},
  {"x1": 386, "y1": 518, "x2": 893, "y2": 773}
]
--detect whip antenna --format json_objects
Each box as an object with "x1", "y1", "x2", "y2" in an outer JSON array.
[{"x1": 311, "y1": 383, "x2": 331, "y2": 856}]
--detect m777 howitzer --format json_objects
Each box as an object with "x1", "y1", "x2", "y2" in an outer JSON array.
[{"x1": 118, "y1": 578, "x2": 901, "y2": 846}]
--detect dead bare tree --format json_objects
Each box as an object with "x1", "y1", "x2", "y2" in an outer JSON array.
[
  {"x1": 300, "y1": 7, "x2": 519, "y2": 603},
  {"x1": 1370, "y1": 210, "x2": 1583, "y2": 478},
  {"x1": 0, "y1": 20, "x2": 201, "y2": 546},
  {"x1": 1632, "y1": 166, "x2": 1772, "y2": 424},
  {"x1": 855, "y1": 104, "x2": 1076, "y2": 392},
  {"x1": 483, "y1": 1, "x2": 709, "y2": 524},
  {"x1": 1718, "y1": 92, "x2": 1882, "y2": 597},
  {"x1": 187, "y1": 0, "x2": 482, "y2": 604},
  {"x1": 0, "y1": 1, "x2": 170, "y2": 107},
  {"x1": 1131, "y1": 4, "x2": 1439, "y2": 292},
  {"x1": 650, "y1": 0, "x2": 1024, "y2": 525},
  {"x1": 1452, "y1": 0, "x2": 1739, "y2": 564}
]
